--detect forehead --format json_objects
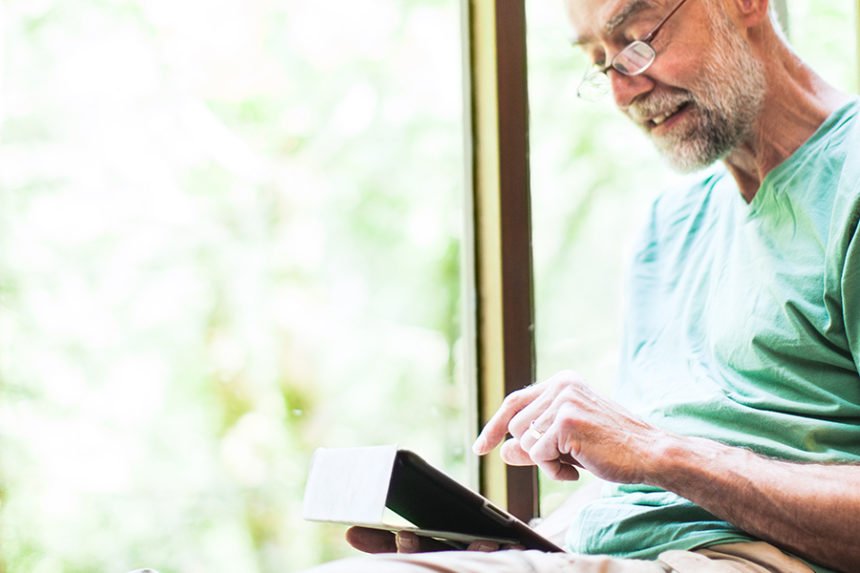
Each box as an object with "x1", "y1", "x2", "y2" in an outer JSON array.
[{"x1": 565, "y1": 0, "x2": 662, "y2": 44}]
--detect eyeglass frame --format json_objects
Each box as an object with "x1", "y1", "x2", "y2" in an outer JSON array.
[{"x1": 577, "y1": 0, "x2": 693, "y2": 99}]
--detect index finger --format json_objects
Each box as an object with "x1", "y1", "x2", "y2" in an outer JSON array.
[{"x1": 472, "y1": 383, "x2": 543, "y2": 454}]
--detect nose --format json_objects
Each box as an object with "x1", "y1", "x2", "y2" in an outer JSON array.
[{"x1": 609, "y1": 70, "x2": 655, "y2": 109}]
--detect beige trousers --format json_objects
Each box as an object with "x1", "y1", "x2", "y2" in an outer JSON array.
[{"x1": 305, "y1": 542, "x2": 816, "y2": 573}]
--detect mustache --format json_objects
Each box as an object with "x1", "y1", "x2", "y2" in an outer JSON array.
[{"x1": 626, "y1": 91, "x2": 693, "y2": 122}]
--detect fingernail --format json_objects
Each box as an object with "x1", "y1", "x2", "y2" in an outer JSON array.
[
  {"x1": 472, "y1": 541, "x2": 498, "y2": 552},
  {"x1": 472, "y1": 436, "x2": 486, "y2": 454}
]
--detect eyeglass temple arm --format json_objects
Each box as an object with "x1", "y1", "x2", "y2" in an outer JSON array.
[{"x1": 642, "y1": 0, "x2": 693, "y2": 42}]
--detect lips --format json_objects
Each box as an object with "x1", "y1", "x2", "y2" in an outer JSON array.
[{"x1": 647, "y1": 102, "x2": 690, "y2": 129}]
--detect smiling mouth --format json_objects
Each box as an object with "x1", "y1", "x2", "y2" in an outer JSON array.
[{"x1": 648, "y1": 102, "x2": 691, "y2": 128}]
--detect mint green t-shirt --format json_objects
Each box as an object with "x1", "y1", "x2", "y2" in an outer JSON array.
[{"x1": 567, "y1": 100, "x2": 860, "y2": 572}]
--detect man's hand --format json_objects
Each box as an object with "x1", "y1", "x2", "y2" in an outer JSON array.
[
  {"x1": 471, "y1": 370, "x2": 860, "y2": 572},
  {"x1": 472, "y1": 370, "x2": 668, "y2": 484},
  {"x1": 345, "y1": 527, "x2": 509, "y2": 554}
]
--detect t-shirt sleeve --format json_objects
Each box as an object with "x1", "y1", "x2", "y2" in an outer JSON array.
[
  {"x1": 841, "y1": 205, "x2": 860, "y2": 372},
  {"x1": 831, "y1": 118, "x2": 860, "y2": 373}
]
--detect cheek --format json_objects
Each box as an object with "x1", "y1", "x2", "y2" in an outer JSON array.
[
  {"x1": 646, "y1": 53, "x2": 703, "y2": 94},
  {"x1": 648, "y1": 30, "x2": 715, "y2": 83}
]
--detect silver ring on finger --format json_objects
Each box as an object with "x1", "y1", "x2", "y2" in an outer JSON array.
[{"x1": 527, "y1": 420, "x2": 543, "y2": 441}]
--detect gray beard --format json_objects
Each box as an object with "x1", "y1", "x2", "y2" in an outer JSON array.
[{"x1": 643, "y1": 18, "x2": 767, "y2": 172}]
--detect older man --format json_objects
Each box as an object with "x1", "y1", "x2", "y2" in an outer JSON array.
[{"x1": 305, "y1": 0, "x2": 860, "y2": 571}]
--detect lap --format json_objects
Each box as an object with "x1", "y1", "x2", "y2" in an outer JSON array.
[
  {"x1": 308, "y1": 550, "x2": 666, "y2": 573},
  {"x1": 305, "y1": 542, "x2": 815, "y2": 573}
]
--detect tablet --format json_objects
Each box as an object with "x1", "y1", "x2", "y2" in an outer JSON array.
[{"x1": 303, "y1": 446, "x2": 564, "y2": 552}]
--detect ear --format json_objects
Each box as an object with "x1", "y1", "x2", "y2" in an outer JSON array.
[{"x1": 732, "y1": 0, "x2": 770, "y2": 28}]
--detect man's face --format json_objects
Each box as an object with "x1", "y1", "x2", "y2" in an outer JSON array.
[{"x1": 566, "y1": 0, "x2": 766, "y2": 172}]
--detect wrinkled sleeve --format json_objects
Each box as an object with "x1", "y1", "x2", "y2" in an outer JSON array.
[{"x1": 841, "y1": 198, "x2": 860, "y2": 373}]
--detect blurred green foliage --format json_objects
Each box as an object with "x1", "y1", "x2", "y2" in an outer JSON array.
[{"x1": 1, "y1": 0, "x2": 466, "y2": 571}]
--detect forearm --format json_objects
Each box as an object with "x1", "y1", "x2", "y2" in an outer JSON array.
[{"x1": 648, "y1": 434, "x2": 860, "y2": 573}]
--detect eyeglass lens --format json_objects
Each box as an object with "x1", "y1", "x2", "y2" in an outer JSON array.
[{"x1": 613, "y1": 41, "x2": 656, "y2": 75}]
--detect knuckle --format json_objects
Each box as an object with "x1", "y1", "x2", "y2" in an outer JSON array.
[
  {"x1": 558, "y1": 386, "x2": 577, "y2": 401},
  {"x1": 502, "y1": 389, "x2": 529, "y2": 409},
  {"x1": 558, "y1": 418, "x2": 578, "y2": 436},
  {"x1": 548, "y1": 370, "x2": 586, "y2": 391},
  {"x1": 501, "y1": 394, "x2": 519, "y2": 411},
  {"x1": 556, "y1": 388, "x2": 583, "y2": 411},
  {"x1": 508, "y1": 412, "x2": 530, "y2": 434},
  {"x1": 557, "y1": 403, "x2": 580, "y2": 426}
]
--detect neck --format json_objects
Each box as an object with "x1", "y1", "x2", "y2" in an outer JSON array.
[{"x1": 723, "y1": 31, "x2": 850, "y2": 203}]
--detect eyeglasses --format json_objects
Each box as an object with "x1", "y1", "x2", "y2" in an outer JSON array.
[{"x1": 577, "y1": 0, "x2": 693, "y2": 100}]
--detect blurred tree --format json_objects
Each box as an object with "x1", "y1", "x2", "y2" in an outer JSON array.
[{"x1": 0, "y1": 0, "x2": 466, "y2": 571}]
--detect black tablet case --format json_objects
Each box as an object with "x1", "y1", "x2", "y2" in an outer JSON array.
[{"x1": 303, "y1": 446, "x2": 564, "y2": 552}]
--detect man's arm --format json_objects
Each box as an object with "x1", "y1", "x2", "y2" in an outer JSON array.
[
  {"x1": 651, "y1": 435, "x2": 860, "y2": 573},
  {"x1": 473, "y1": 371, "x2": 860, "y2": 573}
]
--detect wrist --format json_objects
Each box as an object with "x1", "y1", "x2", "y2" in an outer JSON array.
[
  {"x1": 643, "y1": 432, "x2": 750, "y2": 492},
  {"x1": 642, "y1": 432, "x2": 711, "y2": 488}
]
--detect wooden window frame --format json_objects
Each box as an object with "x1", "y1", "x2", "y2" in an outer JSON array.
[{"x1": 461, "y1": 0, "x2": 538, "y2": 521}]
